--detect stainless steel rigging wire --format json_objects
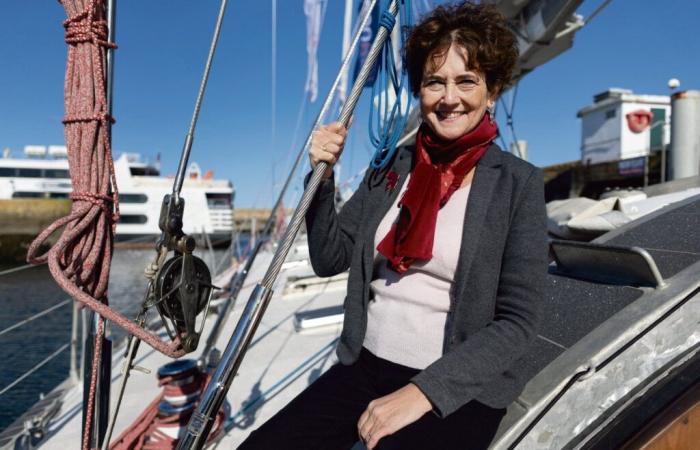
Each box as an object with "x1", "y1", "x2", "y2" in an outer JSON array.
[
  {"x1": 172, "y1": 0, "x2": 230, "y2": 199},
  {"x1": 177, "y1": 1, "x2": 399, "y2": 448},
  {"x1": 197, "y1": 0, "x2": 380, "y2": 367}
]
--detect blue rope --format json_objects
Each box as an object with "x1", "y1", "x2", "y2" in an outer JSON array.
[
  {"x1": 368, "y1": 0, "x2": 413, "y2": 170},
  {"x1": 378, "y1": 9, "x2": 396, "y2": 31}
]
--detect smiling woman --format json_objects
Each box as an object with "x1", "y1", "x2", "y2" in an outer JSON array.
[{"x1": 240, "y1": 2, "x2": 548, "y2": 450}]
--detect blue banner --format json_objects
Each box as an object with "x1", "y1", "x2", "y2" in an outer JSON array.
[{"x1": 353, "y1": 0, "x2": 380, "y2": 88}]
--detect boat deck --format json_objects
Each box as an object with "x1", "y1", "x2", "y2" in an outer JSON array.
[{"x1": 42, "y1": 245, "x2": 349, "y2": 449}]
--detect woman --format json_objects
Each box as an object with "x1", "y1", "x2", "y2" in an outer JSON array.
[{"x1": 240, "y1": 2, "x2": 547, "y2": 449}]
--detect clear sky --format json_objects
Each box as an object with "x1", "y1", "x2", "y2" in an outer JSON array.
[{"x1": 1, "y1": 1, "x2": 698, "y2": 208}]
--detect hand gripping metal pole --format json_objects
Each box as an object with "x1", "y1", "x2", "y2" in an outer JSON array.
[
  {"x1": 177, "y1": 1, "x2": 399, "y2": 448},
  {"x1": 196, "y1": 0, "x2": 380, "y2": 368},
  {"x1": 172, "y1": 0, "x2": 230, "y2": 199}
]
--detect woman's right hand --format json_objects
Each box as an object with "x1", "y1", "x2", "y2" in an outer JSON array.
[{"x1": 309, "y1": 122, "x2": 348, "y2": 179}]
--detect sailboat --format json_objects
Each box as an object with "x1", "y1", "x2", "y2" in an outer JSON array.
[{"x1": 1, "y1": 0, "x2": 699, "y2": 449}]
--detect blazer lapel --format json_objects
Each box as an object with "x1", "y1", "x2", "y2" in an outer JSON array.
[{"x1": 452, "y1": 145, "x2": 502, "y2": 303}]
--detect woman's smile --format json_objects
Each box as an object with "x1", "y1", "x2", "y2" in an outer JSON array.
[{"x1": 435, "y1": 110, "x2": 466, "y2": 122}]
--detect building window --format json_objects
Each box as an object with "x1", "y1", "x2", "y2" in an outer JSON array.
[
  {"x1": 118, "y1": 214, "x2": 148, "y2": 224},
  {"x1": 130, "y1": 167, "x2": 160, "y2": 176},
  {"x1": 206, "y1": 193, "x2": 232, "y2": 209},
  {"x1": 12, "y1": 192, "x2": 44, "y2": 198},
  {"x1": 17, "y1": 168, "x2": 42, "y2": 178},
  {"x1": 120, "y1": 193, "x2": 148, "y2": 203},
  {"x1": 44, "y1": 169, "x2": 70, "y2": 179},
  {"x1": 605, "y1": 109, "x2": 616, "y2": 119}
]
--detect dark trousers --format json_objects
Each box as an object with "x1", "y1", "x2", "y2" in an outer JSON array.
[{"x1": 239, "y1": 348, "x2": 506, "y2": 450}]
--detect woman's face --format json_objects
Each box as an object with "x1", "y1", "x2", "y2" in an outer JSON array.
[{"x1": 419, "y1": 44, "x2": 495, "y2": 141}]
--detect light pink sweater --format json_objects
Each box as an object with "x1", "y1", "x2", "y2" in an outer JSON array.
[{"x1": 364, "y1": 174, "x2": 471, "y2": 369}]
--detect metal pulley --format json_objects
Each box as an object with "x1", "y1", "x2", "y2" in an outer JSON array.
[{"x1": 150, "y1": 252, "x2": 215, "y2": 353}]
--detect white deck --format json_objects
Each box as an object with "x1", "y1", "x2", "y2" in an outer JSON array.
[{"x1": 41, "y1": 244, "x2": 348, "y2": 449}]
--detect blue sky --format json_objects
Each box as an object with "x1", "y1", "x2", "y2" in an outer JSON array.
[{"x1": 1, "y1": 1, "x2": 698, "y2": 208}]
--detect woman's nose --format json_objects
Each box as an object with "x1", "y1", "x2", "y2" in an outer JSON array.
[{"x1": 442, "y1": 83, "x2": 460, "y2": 105}]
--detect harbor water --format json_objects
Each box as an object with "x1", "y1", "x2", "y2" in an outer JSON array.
[{"x1": 0, "y1": 242, "x2": 244, "y2": 433}]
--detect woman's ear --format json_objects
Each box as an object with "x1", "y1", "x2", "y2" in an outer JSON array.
[
  {"x1": 486, "y1": 90, "x2": 498, "y2": 114},
  {"x1": 487, "y1": 90, "x2": 498, "y2": 110}
]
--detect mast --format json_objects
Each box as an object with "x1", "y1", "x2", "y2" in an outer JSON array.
[{"x1": 81, "y1": 1, "x2": 116, "y2": 447}]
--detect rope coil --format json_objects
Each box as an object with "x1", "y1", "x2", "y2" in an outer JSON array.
[
  {"x1": 27, "y1": 3, "x2": 190, "y2": 445},
  {"x1": 378, "y1": 9, "x2": 397, "y2": 30},
  {"x1": 28, "y1": 0, "x2": 186, "y2": 358},
  {"x1": 109, "y1": 366, "x2": 226, "y2": 450},
  {"x1": 368, "y1": 0, "x2": 413, "y2": 169}
]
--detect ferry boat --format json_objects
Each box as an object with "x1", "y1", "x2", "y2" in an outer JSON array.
[{"x1": 0, "y1": 146, "x2": 235, "y2": 244}]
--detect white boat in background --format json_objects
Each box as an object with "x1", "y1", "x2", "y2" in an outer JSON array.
[{"x1": 0, "y1": 146, "x2": 235, "y2": 243}]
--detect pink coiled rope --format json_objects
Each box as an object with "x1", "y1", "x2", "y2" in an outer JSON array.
[
  {"x1": 26, "y1": 1, "x2": 186, "y2": 448},
  {"x1": 28, "y1": 0, "x2": 188, "y2": 354},
  {"x1": 25, "y1": 5, "x2": 191, "y2": 447}
]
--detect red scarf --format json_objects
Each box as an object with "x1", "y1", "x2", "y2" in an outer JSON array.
[{"x1": 377, "y1": 113, "x2": 498, "y2": 273}]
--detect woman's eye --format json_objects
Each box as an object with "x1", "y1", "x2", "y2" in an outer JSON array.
[
  {"x1": 457, "y1": 80, "x2": 476, "y2": 89},
  {"x1": 424, "y1": 80, "x2": 444, "y2": 90}
]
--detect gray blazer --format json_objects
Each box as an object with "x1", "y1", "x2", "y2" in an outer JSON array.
[{"x1": 305, "y1": 144, "x2": 548, "y2": 418}]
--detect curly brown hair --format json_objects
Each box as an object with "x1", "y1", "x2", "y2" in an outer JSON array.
[{"x1": 404, "y1": 1, "x2": 518, "y2": 97}]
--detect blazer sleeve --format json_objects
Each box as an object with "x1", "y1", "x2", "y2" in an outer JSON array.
[
  {"x1": 411, "y1": 168, "x2": 548, "y2": 417},
  {"x1": 304, "y1": 170, "x2": 369, "y2": 277}
]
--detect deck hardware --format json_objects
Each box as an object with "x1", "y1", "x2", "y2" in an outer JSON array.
[{"x1": 550, "y1": 240, "x2": 665, "y2": 288}]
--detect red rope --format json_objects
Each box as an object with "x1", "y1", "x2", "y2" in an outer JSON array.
[
  {"x1": 82, "y1": 317, "x2": 106, "y2": 450},
  {"x1": 109, "y1": 372, "x2": 226, "y2": 450},
  {"x1": 27, "y1": 0, "x2": 187, "y2": 356},
  {"x1": 26, "y1": 2, "x2": 189, "y2": 446}
]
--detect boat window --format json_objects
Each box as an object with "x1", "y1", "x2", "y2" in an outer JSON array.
[
  {"x1": 206, "y1": 193, "x2": 232, "y2": 209},
  {"x1": 0, "y1": 167, "x2": 16, "y2": 176},
  {"x1": 49, "y1": 192, "x2": 69, "y2": 199},
  {"x1": 130, "y1": 167, "x2": 160, "y2": 176},
  {"x1": 120, "y1": 193, "x2": 148, "y2": 203},
  {"x1": 44, "y1": 169, "x2": 70, "y2": 178},
  {"x1": 12, "y1": 192, "x2": 44, "y2": 198},
  {"x1": 17, "y1": 168, "x2": 42, "y2": 178},
  {"x1": 118, "y1": 214, "x2": 148, "y2": 224},
  {"x1": 605, "y1": 109, "x2": 616, "y2": 119}
]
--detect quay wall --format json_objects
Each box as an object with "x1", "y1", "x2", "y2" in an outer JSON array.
[{"x1": 0, "y1": 199, "x2": 70, "y2": 264}]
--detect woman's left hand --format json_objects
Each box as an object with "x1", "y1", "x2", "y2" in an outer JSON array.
[{"x1": 357, "y1": 383, "x2": 433, "y2": 449}]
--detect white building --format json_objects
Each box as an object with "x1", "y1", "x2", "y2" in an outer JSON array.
[{"x1": 577, "y1": 88, "x2": 671, "y2": 164}]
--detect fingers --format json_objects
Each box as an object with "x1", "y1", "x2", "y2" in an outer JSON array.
[
  {"x1": 357, "y1": 405, "x2": 373, "y2": 447},
  {"x1": 358, "y1": 401, "x2": 387, "y2": 450},
  {"x1": 325, "y1": 121, "x2": 349, "y2": 136},
  {"x1": 309, "y1": 122, "x2": 348, "y2": 178}
]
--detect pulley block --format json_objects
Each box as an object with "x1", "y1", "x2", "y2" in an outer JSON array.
[{"x1": 152, "y1": 254, "x2": 215, "y2": 353}]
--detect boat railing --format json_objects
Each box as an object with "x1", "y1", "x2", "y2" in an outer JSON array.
[
  {"x1": 0, "y1": 262, "x2": 41, "y2": 277},
  {"x1": 0, "y1": 220, "x2": 242, "y2": 446},
  {"x1": 0, "y1": 298, "x2": 83, "y2": 401}
]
